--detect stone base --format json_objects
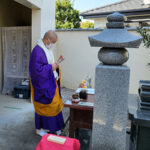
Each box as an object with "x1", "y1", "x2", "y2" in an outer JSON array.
[{"x1": 92, "y1": 63, "x2": 130, "y2": 150}]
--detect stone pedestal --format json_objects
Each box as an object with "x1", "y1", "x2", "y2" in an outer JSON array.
[
  {"x1": 88, "y1": 12, "x2": 142, "y2": 150},
  {"x1": 92, "y1": 64, "x2": 130, "y2": 150}
]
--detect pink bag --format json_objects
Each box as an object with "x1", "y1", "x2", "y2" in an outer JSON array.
[{"x1": 35, "y1": 134, "x2": 80, "y2": 150}]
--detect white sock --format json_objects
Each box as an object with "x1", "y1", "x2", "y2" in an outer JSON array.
[
  {"x1": 36, "y1": 129, "x2": 48, "y2": 137},
  {"x1": 41, "y1": 128, "x2": 49, "y2": 132}
]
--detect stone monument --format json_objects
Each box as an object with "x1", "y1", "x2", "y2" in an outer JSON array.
[{"x1": 88, "y1": 12, "x2": 142, "y2": 150}]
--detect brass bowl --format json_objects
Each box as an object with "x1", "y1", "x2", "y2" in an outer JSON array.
[{"x1": 72, "y1": 93, "x2": 79, "y2": 99}]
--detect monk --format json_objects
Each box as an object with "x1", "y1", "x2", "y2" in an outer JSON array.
[{"x1": 29, "y1": 30, "x2": 64, "y2": 136}]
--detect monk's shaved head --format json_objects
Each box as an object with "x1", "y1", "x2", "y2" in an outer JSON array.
[
  {"x1": 42, "y1": 30, "x2": 58, "y2": 47},
  {"x1": 43, "y1": 30, "x2": 57, "y2": 42}
]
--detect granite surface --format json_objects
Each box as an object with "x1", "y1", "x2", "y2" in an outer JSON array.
[
  {"x1": 98, "y1": 47, "x2": 129, "y2": 65},
  {"x1": 88, "y1": 29, "x2": 142, "y2": 48},
  {"x1": 92, "y1": 64, "x2": 130, "y2": 150},
  {"x1": 107, "y1": 12, "x2": 125, "y2": 22},
  {"x1": 88, "y1": 12, "x2": 142, "y2": 48}
]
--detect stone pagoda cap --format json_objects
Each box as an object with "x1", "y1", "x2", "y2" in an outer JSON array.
[{"x1": 89, "y1": 12, "x2": 142, "y2": 48}]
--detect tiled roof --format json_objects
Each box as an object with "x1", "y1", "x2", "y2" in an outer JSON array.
[{"x1": 80, "y1": 0, "x2": 149, "y2": 15}]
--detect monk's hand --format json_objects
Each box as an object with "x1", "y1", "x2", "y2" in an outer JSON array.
[
  {"x1": 52, "y1": 63, "x2": 58, "y2": 71},
  {"x1": 55, "y1": 62, "x2": 59, "y2": 68}
]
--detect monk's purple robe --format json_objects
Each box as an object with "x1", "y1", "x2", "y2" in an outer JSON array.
[{"x1": 29, "y1": 45, "x2": 64, "y2": 132}]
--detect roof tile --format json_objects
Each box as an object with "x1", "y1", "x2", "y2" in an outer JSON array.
[{"x1": 81, "y1": 0, "x2": 149, "y2": 15}]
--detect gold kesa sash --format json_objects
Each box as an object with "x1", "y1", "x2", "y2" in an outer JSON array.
[{"x1": 31, "y1": 80, "x2": 63, "y2": 117}]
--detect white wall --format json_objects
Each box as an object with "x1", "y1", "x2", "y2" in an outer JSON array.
[
  {"x1": 14, "y1": 0, "x2": 42, "y2": 9},
  {"x1": 93, "y1": 18, "x2": 107, "y2": 28},
  {"x1": 56, "y1": 29, "x2": 150, "y2": 94},
  {"x1": 56, "y1": 30, "x2": 101, "y2": 90},
  {"x1": 92, "y1": 18, "x2": 139, "y2": 28},
  {"x1": 26, "y1": 0, "x2": 42, "y2": 8},
  {"x1": 32, "y1": 0, "x2": 55, "y2": 48},
  {"x1": 41, "y1": 0, "x2": 55, "y2": 37},
  {"x1": 144, "y1": 0, "x2": 150, "y2": 4},
  {"x1": 32, "y1": 9, "x2": 41, "y2": 48}
]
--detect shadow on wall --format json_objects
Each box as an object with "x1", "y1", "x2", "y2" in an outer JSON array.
[{"x1": 0, "y1": 0, "x2": 31, "y2": 27}]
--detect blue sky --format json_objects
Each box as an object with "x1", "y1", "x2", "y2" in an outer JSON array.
[{"x1": 73, "y1": 0, "x2": 121, "y2": 12}]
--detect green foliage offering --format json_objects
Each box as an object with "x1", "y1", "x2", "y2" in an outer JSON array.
[
  {"x1": 56, "y1": 0, "x2": 81, "y2": 29},
  {"x1": 80, "y1": 21, "x2": 94, "y2": 29},
  {"x1": 137, "y1": 26, "x2": 150, "y2": 48}
]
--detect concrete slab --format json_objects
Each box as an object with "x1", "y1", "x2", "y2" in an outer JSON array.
[{"x1": 0, "y1": 87, "x2": 74, "y2": 150}]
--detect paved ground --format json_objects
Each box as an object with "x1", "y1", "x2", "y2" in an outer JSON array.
[
  {"x1": 0, "y1": 88, "x2": 131, "y2": 150},
  {"x1": 0, "y1": 88, "x2": 74, "y2": 150}
]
